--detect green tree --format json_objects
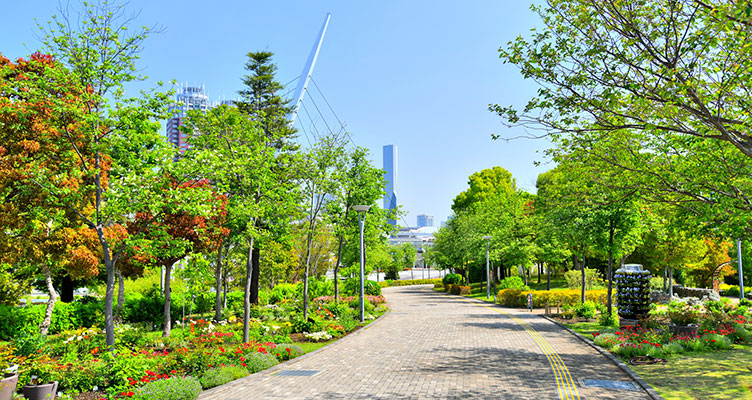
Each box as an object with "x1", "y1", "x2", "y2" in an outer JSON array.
[
  {"x1": 495, "y1": 0, "x2": 752, "y2": 239},
  {"x1": 19, "y1": 2, "x2": 212, "y2": 348},
  {"x1": 183, "y1": 104, "x2": 295, "y2": 343},
  {"x1": 327, "y1": 147, "x2": 387, "y2": 299}
]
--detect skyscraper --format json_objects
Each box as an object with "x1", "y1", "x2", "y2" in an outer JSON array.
[
  {"x1": 417, "y1": 214, "x2": 433, "y2": 228},
  {"x1": 166, "y1": 85, "x2": 211, "y2": 156},
  {"x1": 383, "y1": 144, "x2": 397, "y2": 225}
]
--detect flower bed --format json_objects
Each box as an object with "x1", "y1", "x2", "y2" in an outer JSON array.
[{"x1": 586, "y1": 300, "x2": 752, "y2": 360}]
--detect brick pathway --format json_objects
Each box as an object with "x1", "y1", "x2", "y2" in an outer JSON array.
[{"x1": 199, "y1": 285, "x2": 653, "y2": 399}]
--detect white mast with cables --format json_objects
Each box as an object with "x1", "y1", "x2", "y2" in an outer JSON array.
[{"x1": 289, "y1": 12, "x2": 331, "y2": 127}]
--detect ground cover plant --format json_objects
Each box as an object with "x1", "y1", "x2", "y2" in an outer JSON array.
[{"x1": 0, "y1": 277, "x2": 388, "y2": 400}]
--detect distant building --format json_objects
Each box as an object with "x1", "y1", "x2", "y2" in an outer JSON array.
[
  {"x1": 383, "y1": 144, "x2": 398, "y2": 225},
  {"x1": 388, "y1": 226, "x2": 437, "y2": 252},
  {"x1": 417, "y1": 214, "x2": 433, "y2": 228},
  {"x1": 166, "y1": 85, "x2": 211, "y2": 156}
]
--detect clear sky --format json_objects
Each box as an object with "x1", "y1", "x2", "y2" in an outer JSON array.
[{"x1": 1, "y1": 1, "x2": 552, "y2": 227}]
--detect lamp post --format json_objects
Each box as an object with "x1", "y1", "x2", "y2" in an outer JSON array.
[
  {"x1": 352, "y1": 205, "x2": 371, "y2": 322},
  {"x1": 483, "y1": 235, "x2": 492, "y2": 299}
]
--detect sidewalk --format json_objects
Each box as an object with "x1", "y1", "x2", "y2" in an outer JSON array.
[{"x1": 199, "y1": 285, "x2": 653, "y2": 399}]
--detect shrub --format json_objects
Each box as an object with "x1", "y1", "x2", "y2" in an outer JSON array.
[
  {"x1": 731, "y1": 323, "x2": 752, "y2": 343},
  {"x1": 702, "y1": 333, "x2": 732, "y2": 350},
  {"x1": 199, "y1": 366, "x2": 248, "y2": 389},
  {"x1": 134, "y1": 376, "x2": 202, "y2": 400},
  {"x1": 724, "y1": 285, "x2": 741, "y2": 297},
  {"x1": 270, "y1": 283, "x2": 300, "y2": 304},
  {"x1": 497, "y1": 276, "x2": 529, "y2": 291},
  {"x1": 574, "y1": 301, "x2": 597, "y2": 319},
  {"x1": 275, "y1": 344, "x2": 304, "y2": 361},
  {"x1": 661, "y1": 342, "x2": 684, "y2": 355},
  {"x1": 442, "y1": 273, "x2": 463, "y2": 287},
  {"x1": 496, "y1": 289, "x2": 610, "y2": 308},
  {"x1": 348, "y1": 299, "x2": 374, "y2": 314},
  {"x1": 244, "y1": 352, "x2": 279, "y2": 373},
  {"x1": 378, "y1": 278, "x2": 441, "y2": 288},
  {"x1": 613, "y1": 343, "x2": 648, "y2": 358},
  {"x1": 680, "y1": 338, "x2": 707, "y2": 352},
  {"x1": 338, "y1": 308, "x2": 357, "y2": 332},
  {"x1": 343, "y1": 278, "x2": 382, "y2": 296},
  {"x1": 598, "y1": 308, "x2": 619, "y2": 328},
  {"x1": 649, "y1": 277, "x2": 665, "y2": 291},
  {"x1": 290, "y1": 313, "x2": 320, "y2": 333},
  {"x1": 564, "y1": 268, "x2": 603, "y2": 290},
  {"x1": 644, "y1": 344, "x2": 665, "y2": 358},
  {"x1": 593, "y1": 333, "x2": 619, "y2": 350},
  {"x1": 740, "y1": 298, "x2": 752, "y2": 307}
]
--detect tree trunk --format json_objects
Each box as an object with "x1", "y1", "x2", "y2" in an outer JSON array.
[
  {"x1": 39, "y1": 264, "x2": 58, "y2": 337},
  {"x1": 214, "y1": 239, "x2": 225, "y2": 321},
  {"x1": 580, "y1": 252, "x2": 586, "y2": 304},
  {"x1": 223, "y1": 269, "x2": 228, "y2": 309},
  {"x1": 662, "y1": 267, "x2": 668, "y2": 292},
  {"x1": 546, "y1": 264, "x2": 551, "y2": 291},
  {"x1": 250, "y1": 247, "x2": 260, "y2": 304},
  {"x1": 334, "y1": 236, "x2": 344, "y2": 302},
  {"x1": 537, "y1": 263, "x2": 542, "y2": 284},
  {"x1": 60, "y1": 275, "x2": 74, "y2": 303},
  {"x1": 95, "y1": 226, "x2": 116, "y2": 349},
  {"x1": 669, "y1": 267, "x2": 674, "y2": 297},
  {"x1": 606, "y1": 224, "x2": 614, "y2": 316},
  {"x1": 115, "y1": 269, "x2": 125, "y2": 321},
  {"x1": 243, "y1": 235, "x2": 255, "y2": 343},
  {"x1": 303, "y1": 227, "x2": 314, "y2": 320},
  {"x1": 162, "y1": 263, "x2": 173, "y2": 338}
]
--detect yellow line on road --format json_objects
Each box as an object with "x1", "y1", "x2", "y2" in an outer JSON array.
[{"x1": 463, "y1": 300, "x2": 581, "y2": 400}]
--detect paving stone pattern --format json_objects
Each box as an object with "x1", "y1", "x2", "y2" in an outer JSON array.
[{"x1": 199, "y1": 285, "x2": 652, "y2": 400}]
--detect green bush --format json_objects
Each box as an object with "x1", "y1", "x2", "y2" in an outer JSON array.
[
  {"x1": 574, "y1": 301, "x2": 597, "y2": 319},
  {"x1": 497, "y1": 276, "x2": 529, "y2": 291},
  {"x1": 275, "y1": 343, "x2": 304, "y2": 361},
  {"x1": 199, "y1": 366, "x2": 248, "y2": 389},
  {"x1": 740, "y1": 298, "x2": 752, "y2": 307},
  {"x1": 338, "y1": 308, "x2": 357, "y2": 332},
  {"x1": 348, "y1": 298, "x2": 374, "y2": 314},
  {"x1": 661, "y1": 342, "x2": 685, "y2": 355},
  {"x1": 244, "y1": 352, "x2": 278, "y2": 373},
  {"x1": 134, "y1": 376, "x2": 202, "y2": 400},
  {"x1": 598, "y1": 307, "x2": 619, "y2": 328},
  {"x1": 724, "y1": 285, "x2": 741, "y2": 297},
  {"x1": 442, "y1": 273, "x2": 463, "y2": 287},
  {"x1": 226, "y1": 291, "x2": 245, "y2": 317},
  {"x1": 378, "y1": 278, "x2": 441, "y2": 288},
  {"x1": 731, "y1": 323, "x2": 752, "y2": 343},
  {"x1": 613, "y1": 343, "x2": 648, "y2": 358},
  {"x1": 269, "y1": 283, "x2": 300, "y2": 304},
  {"x1": 680, "y1": 338, "x2": 707, "y2": 352},
  {"x1": 702, "y1": 333, "x2": 732, "y2": 350},
  {"x1": 307, "y1": 279, "x2": 334, "y2": 299},
  {"x1": 593, "y1": 333, "x2": 619, "y2": 350},
  {"x1": 290, "y1": 313, "x2": 320, "y2": 333},
  {"x1": 564, "y1": 268, "x2": 603, "y2": 290},
  {"x1": 649, "y1": 277, "x2": 665, "y2": 291},
  {"x1": 343, "y1": 278, "x2": 381, "y2": 296}
]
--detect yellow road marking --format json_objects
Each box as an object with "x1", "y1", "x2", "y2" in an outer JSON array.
[{"x1": 463, "y1": 300, "x2": 581, "y2": 400}]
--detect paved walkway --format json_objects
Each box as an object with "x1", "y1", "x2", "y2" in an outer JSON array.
[{"x1": 199, "y1": 285, "x2": 653, "y2": 399}]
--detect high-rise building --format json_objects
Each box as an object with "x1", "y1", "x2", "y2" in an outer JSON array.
[
  {"x1": 383, "y1": 144, "x2": 397, "y2": 225},
  {"x1": 417, "y1": 214, "x2": 433, "y2": 228},
  {"x1": 166, "y1": 85, "x2": 211, "y2": 156}
]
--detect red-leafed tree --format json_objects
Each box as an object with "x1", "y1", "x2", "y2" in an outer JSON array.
[{"x1": 126, "y1": 179, "x2": 229, "y2": 337}]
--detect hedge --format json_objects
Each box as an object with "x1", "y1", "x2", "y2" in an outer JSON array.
[
  {"x1": 496, "y1": 289, "x2": 611, "y2": 308},
  {"x1": 377, "y1": 279, "x2": 441, "y2": 288}
]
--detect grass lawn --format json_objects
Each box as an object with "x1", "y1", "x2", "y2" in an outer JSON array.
[
  {"x1": 296, "y1": 341, "x2": 329, "y2": 354},
  {"x1": 561, "y1": 321, "x2": 752, "y2": 399},
  {"x1": 631, "y1": 344, "x2": 752, "y2": 400}
]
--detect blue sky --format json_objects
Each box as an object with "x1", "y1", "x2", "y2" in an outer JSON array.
[{"x1": 1, "y1": 1, "x2": 551, "y2": 227}]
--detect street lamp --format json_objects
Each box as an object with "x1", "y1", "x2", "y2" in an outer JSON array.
[
  {"x1": 483, "y1": 235, "x2": 492, "y2": 299},
  {"x1": 352, "y1": 205, "x2": 371, "y2": 322}
]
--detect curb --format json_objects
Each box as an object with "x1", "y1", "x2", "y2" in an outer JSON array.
[
  {"x1": 540, "y1": 315, "x2": 665, "y2": 400},
  {"x1": 199, "y1": 306, "x2": 392, "y2": 398}
]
